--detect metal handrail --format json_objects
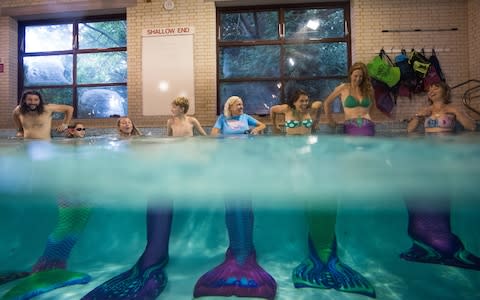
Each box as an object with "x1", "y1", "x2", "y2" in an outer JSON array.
[
  {"x1": 451, "y1": 79, "x2": 480, "y2": 115},
  {"x1": 450, "y1": 79, "x2": 480, "y2": 89}
]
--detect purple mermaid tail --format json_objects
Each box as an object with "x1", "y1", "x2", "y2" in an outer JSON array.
[
  {"x1": 402, "y1": 197, "x2": 480, "y2": 270},
  {"x1": 193, "y1": 248, "x2": 276, "y2": 300},
  {"x1": 32, "y1": 258, "x2": 66, "y2": 272},
  {"x1": 344, "y1": 118, "x2": 375, "y2": 136},
  {"x1": 81, "y1": 260, "x2": 167, "y2": 300},
  {"x1": 400, "y1": 239, "x2": 480, "y2": 270}
]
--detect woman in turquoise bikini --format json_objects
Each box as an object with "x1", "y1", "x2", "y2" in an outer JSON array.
[
  {"x1": 324, "y1": 62, "x2": 376, "y2": 136},
  {"x1": 271, "y1": 89, "x2": 376, "y2": 298},
  {"x1": 404, "y1": 81, "x2": 480, "y2": 270},
  {"x1": 270, "y1": 89, "x2": 322, "y2": 135}
]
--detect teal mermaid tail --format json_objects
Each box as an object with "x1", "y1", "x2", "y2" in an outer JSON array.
[
  {"x1": 400, "y1": 239, "x2": 480, "y2": 271},
  {"x1": 293, "y1": 238, "x2": 375, "y2": 298},
  {"x1": 1, "y1": 269, "x2": 91, "y2": 300},
  {"x1": 81, "y1": 260, "x2": 168, "y2": 300}
]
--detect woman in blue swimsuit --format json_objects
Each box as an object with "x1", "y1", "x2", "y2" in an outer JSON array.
[
  {"x1": 324, "y1": 62, "x2": 376, "y2": 136},
  {"x1": 194, "y1": 96, "x2": 275, "y2": 300},
  {"x1": 270, "y1": 89, "x2": 322, "y2": 135},
  {"x1": 211, "y1": 96, "x2": 266, "y2": 136}
]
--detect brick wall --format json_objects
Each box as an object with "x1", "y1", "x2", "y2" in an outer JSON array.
[
  {"x1": 0, "y1": 16, "x2": 18, "y2": 129},
  {"x1": 466, "y1": 0, "x2": 480, "y2": 115},
  {"x1": 124, "y1": 0, "x2": 217, "y2": 128},
  {"x1": 0, "y1": 0, "x2": 478, "y2": 129},
  {"x1": 468, "y1": 0, "x2": 480, "y2": 81},
  {"x1": 351, "y1": 0, "x2": 478, "y2": 122}
]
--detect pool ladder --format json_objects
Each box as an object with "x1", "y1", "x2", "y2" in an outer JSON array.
[{"x1": 451, "y1": 79, "x2": 480, "y2": 116}]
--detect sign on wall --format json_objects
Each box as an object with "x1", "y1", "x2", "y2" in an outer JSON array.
[{"x1": 142, "y1": 27, "x2": 195, "y2": 116}]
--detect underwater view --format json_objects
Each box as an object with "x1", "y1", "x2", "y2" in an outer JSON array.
[{"x1": 1, "y1": 134, "x2": 479, "y2": 299}]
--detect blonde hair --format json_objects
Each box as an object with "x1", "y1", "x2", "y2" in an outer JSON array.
[
  {"x1": 223, "y1": 96, "x2": 243, "y2": 117},
  {"x1": 117, "y1": 117, "x2": 142, "y2": 136},
  {"x1": 172, "y1": 96, "x2": 190, "y2": 113}
]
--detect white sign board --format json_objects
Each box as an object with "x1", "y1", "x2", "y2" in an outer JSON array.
[{"x1": 142, "y1": 27, "x2": 195, "y2": 115}]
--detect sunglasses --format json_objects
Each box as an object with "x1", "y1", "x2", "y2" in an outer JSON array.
[{"x1": 75, "y1": 128, "x2": 86, "y2": 131}]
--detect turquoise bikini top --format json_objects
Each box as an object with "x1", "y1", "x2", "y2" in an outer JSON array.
[
  {"x1": 344, "y1": 95, "x2": 371, "y2": 108},
  {"x1": 285, "y1": 119, "x2": 313, "y2": 129}
]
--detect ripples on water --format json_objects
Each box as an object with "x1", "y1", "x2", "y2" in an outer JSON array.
[{"x1": 1, "y1": 134, "x2": 479, "y2": 299}]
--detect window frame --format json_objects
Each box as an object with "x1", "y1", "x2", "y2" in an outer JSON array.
[
  {"x1": 216, "y1": 2, "x2": 351, "y2": 116},
  {"x1": 17, "y1": 14, "x2": 127, "y2": 119}
]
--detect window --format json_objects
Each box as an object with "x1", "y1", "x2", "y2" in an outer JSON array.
[
  {"x1": 217, "y1": 3, "x2": 350, "y2": 115},
  {"x1": 18, "y1": 15, "x2": 127, "y2": 119}
]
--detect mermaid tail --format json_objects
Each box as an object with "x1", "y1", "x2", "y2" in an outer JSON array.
[
  {"x1": 0, "y1": 272, "x2": 31, "y2": 286},
  {"x1": 194, "y1": 199, "x2": 276, "y2": 299},
  {"x1": 81, "y1": 260, "x2": 168, "y2": 300},
  {"x1": 293, "y1": 237, "x2": 376, "y2": 298},
  {"x1": 1, "y1": 269, "x2": 90, "y2": 300},
  {"x1": 403, "y1": 197, "x2": 480, "y2": 270},
  {"x1": 193, "y1": 248, "x2": 276, "y2": 300},
  {"x1": 401, "y1": 239, "x2": 480, "y2": 270},
  {"x1": 344, "y1": 118, "x2": 375, "y2": 136},
  {"x1": 82, "y1": 201, "x2": 172, "y2": 300},
  {"x1": 1, "y1": 198, "x2": 92, "y2": 299},
  {"x1": 33, "y1": 199, "x2": 92, "y2": 273},
  {"x1": 31, "y1": 237, "x2": 71, "y2": 273}
]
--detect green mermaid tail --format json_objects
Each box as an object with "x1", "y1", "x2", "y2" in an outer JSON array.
[
  {"x1": 292, "y1": 238, "x2": 376, "y2": 298},
  {"x1": 0, "y1": 272, "x2": 31, "y2": 286},
  {"x1": 1, "y1": 269, "x2": 91, "y2": 300}
]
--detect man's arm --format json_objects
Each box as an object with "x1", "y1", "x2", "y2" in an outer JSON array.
[
  {"x1": 12, "y1": 106, "x2": 23, "y2": 137},
  {"x1": 47, "y1": 104, "x2": 74, "y2": 132}
]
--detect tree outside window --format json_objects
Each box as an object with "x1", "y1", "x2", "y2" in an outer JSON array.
[
  {"x1": 19, "y1": 15, "x2": 127, "y2": 119},
  {"x1": 217, "y1": 4, "x2": 350, "y2": 115}
]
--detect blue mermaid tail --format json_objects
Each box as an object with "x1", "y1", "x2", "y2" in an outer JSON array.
[
  {"x1": 81, "y1": 259, "x2": 168, "y2": 300},
  {"x1": 292, "y1": 238, "x2": 376, "y2": 298}
]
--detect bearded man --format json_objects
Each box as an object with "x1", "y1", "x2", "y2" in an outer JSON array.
[
  {"x1": 3, "y1": 90, "x2": 91, "y2": 300},
  {"x1": 13, "y1": 90, "x2": 73, "y2": 139}
]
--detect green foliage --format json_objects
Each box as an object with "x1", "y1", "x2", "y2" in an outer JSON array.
[
  {"x1": 218, "y1": 6, "x2": 349, "y2": 114},
  {"x1": 79, "y1": 20, "x2": 127, "y2": 49}
]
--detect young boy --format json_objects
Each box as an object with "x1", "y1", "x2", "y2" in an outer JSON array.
[{"x1": 167, "y1": 96, "x2": 207, "y2": 136}]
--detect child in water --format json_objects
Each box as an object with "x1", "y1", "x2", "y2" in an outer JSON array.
[{"x1": 167, "y1": 96, "x2": 207, "y2": 136}]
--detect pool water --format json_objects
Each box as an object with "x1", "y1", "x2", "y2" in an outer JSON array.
[{"x1": 1, "y1": 134, "x2": 479, "y2": 299}]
